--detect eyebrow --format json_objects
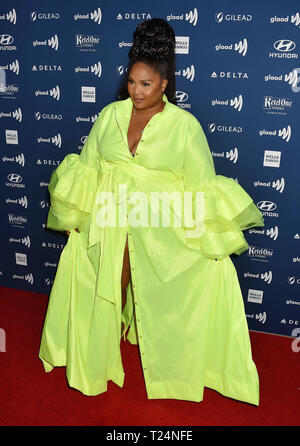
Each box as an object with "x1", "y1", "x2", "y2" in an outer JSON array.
[{"x1": 128, "y1": 76, "x2": 153, "y2": 82}]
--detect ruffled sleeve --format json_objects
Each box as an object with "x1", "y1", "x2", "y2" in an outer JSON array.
[
  {"x1": 46, "y1": 111, "x2": 103, "y2": 232},
  {"x1": 183, "y1": 118, "x2": 264, "y2": 260}
]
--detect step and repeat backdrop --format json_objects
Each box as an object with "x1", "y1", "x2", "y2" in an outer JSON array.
[{"x1": 0, "y1": 0, "x2": 299, "y2": 338}]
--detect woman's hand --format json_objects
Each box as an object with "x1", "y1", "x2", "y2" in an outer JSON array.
[{"x1": 65, "y1": 228, "x2": 80, "y2": 236}]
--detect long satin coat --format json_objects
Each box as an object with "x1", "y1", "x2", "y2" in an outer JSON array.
[{"x1": 39, "y1": 94, "x2": 264, "y2": 405}]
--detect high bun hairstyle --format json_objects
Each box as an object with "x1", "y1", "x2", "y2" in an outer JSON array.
[{"x1": 117, "y1": 18, "x2": 177, "y2": 105}]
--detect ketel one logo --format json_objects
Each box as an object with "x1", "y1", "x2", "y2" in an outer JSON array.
[
  {"x1": 266, "y1": 226, "x2": 279, "y2": 240},
  {"x1": 182, "y1": 65, "x2": 195, "y2": 82},
  {"x1": 7, "y1": 173, "x2": 22, "y2": 183},
  {"x1": 176, "y1": 91, "x2": 189, "y2": 103}
]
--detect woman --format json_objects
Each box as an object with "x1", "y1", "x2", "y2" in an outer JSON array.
[{"x1": 39, "y1": 19, "x2": 264, "y2": 405}]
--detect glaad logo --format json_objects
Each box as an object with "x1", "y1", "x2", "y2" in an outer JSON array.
[
  {"x1": 175, "y1": 65, "x2": 195, "y2": 82},
  {"x1": 35, "y1": 85, "x2": 60, "y2": 101},
  {"x1": 248, "y1": 226, "x2": 279, "y2": 240},
  {"x1": 256, "y1": 312, "x2": 267, "y2": 324},
  {"x1": 12, "y1": 273, "x2": 33, "y2": 284},
  {"x1": 185, "y1": 8, "x2": 198, "y2": 26},
  {"x1": 261, "y1": 271, "x2": 272, "y2": 284},
  {"x1": 75, "y1": 61, "x2": 102, "y2": 78},
  {"x1": 0, "y1": 8, "x2": 17, "y2": 25},
  {"x1": 270, "y1": 12, "x2": 300, "y2": 28},
  {"x1": 215, "y1": 12, "x2": 252, "y2": 23},
  {"x1": 2, "y1": 153, "x2": 25, "y2": 166},
  {"x1": 226, "y1": 148, "x2": 238, "y2": 163},
  {"x1": 9, "y1": 235, "x2": 30, "y2": 246},
  {"x1": 74, "y1": 8, "x2": 102, "y2": 24},
  {"x1": 215, "y1": 38, "x2": 248, "y2": 56},
  {"x1": 33, "y1": 34, "x2": 59, "y2": 51},
  {"x1": 266, "y1": 226, "x2": 279, "y2": 240},
  {"x1": 259, "y1": 126, "x2": 291, "y2": 142},
  {"x1": 269, "y1": 39, "x2": 298, "y2": 59},
  {"x1": 254, "y1": 178, "x2": 285, "y2": 193},
  {"x1": 0, "y1": 59, "x2": 19, "y2": 75},
  {"x1": 166, "y1": 8, "x2": 198, "y2": 26},
  {"x1": 75, "y1": 113, "x2": 99, "y2": 123},
  {"x1": 37, "y1": 134, "x2": 62, "y2": 148},
  {"x1": 212, "y1": 148, "x2": 238, "y2": 163},
  {"x1": 265, "y1": 70, "x2": 300, "y2": 89},
  {"x1": 6, "y1": 196, "x2": 28, "y2": 208},
  {"x1": 212, "y1": 95, "x2": 243, "y2": 111},
  {"x1": 0, "y1": 108, "x2": 22, "y2": 122},
  {"x1": 243, "y1": 270, "x2": 272, "y2": 283}
]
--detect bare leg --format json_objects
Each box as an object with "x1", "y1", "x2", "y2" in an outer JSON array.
[{"x1": 121, "y1": 234, "x2": 131, "y2": 335}]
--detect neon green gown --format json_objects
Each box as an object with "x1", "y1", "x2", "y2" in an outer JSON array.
[{"x1": 39, "y1": 94, "x2": 264, "y2": 405}]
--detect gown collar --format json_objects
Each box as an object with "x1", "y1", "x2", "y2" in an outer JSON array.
[{"x1": 114, "y1": 94, "x2": 169, "y2": 148}]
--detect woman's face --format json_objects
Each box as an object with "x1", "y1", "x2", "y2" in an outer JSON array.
[{"x1": 127, "y1": 61, "x2": 168, "y2": 111}]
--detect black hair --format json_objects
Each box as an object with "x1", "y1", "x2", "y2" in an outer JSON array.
[{"x1": 117, "y1": 18, "x2": 177, "y2": 105}]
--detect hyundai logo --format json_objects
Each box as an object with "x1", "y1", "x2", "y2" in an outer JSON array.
[
  {"x1": 176, "y1": 91, "x2": 189, "y2": 102},
  {"x1": 257, "y1": 200, "x2": 277, "y2": 211},
  {"x1": 7, "y1": 173, "x2": 22, "y2": 183},
  {"x1": 273, "y1": 39, "x2": 296, "y2": 52},
  {"x1": 0, "y1": 34, "x2": 14, "y2": 45}
]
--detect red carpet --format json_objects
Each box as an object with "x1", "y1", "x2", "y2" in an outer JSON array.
[{"x1": 0, "y1": 285, "x2": 299, "y2": 426}]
